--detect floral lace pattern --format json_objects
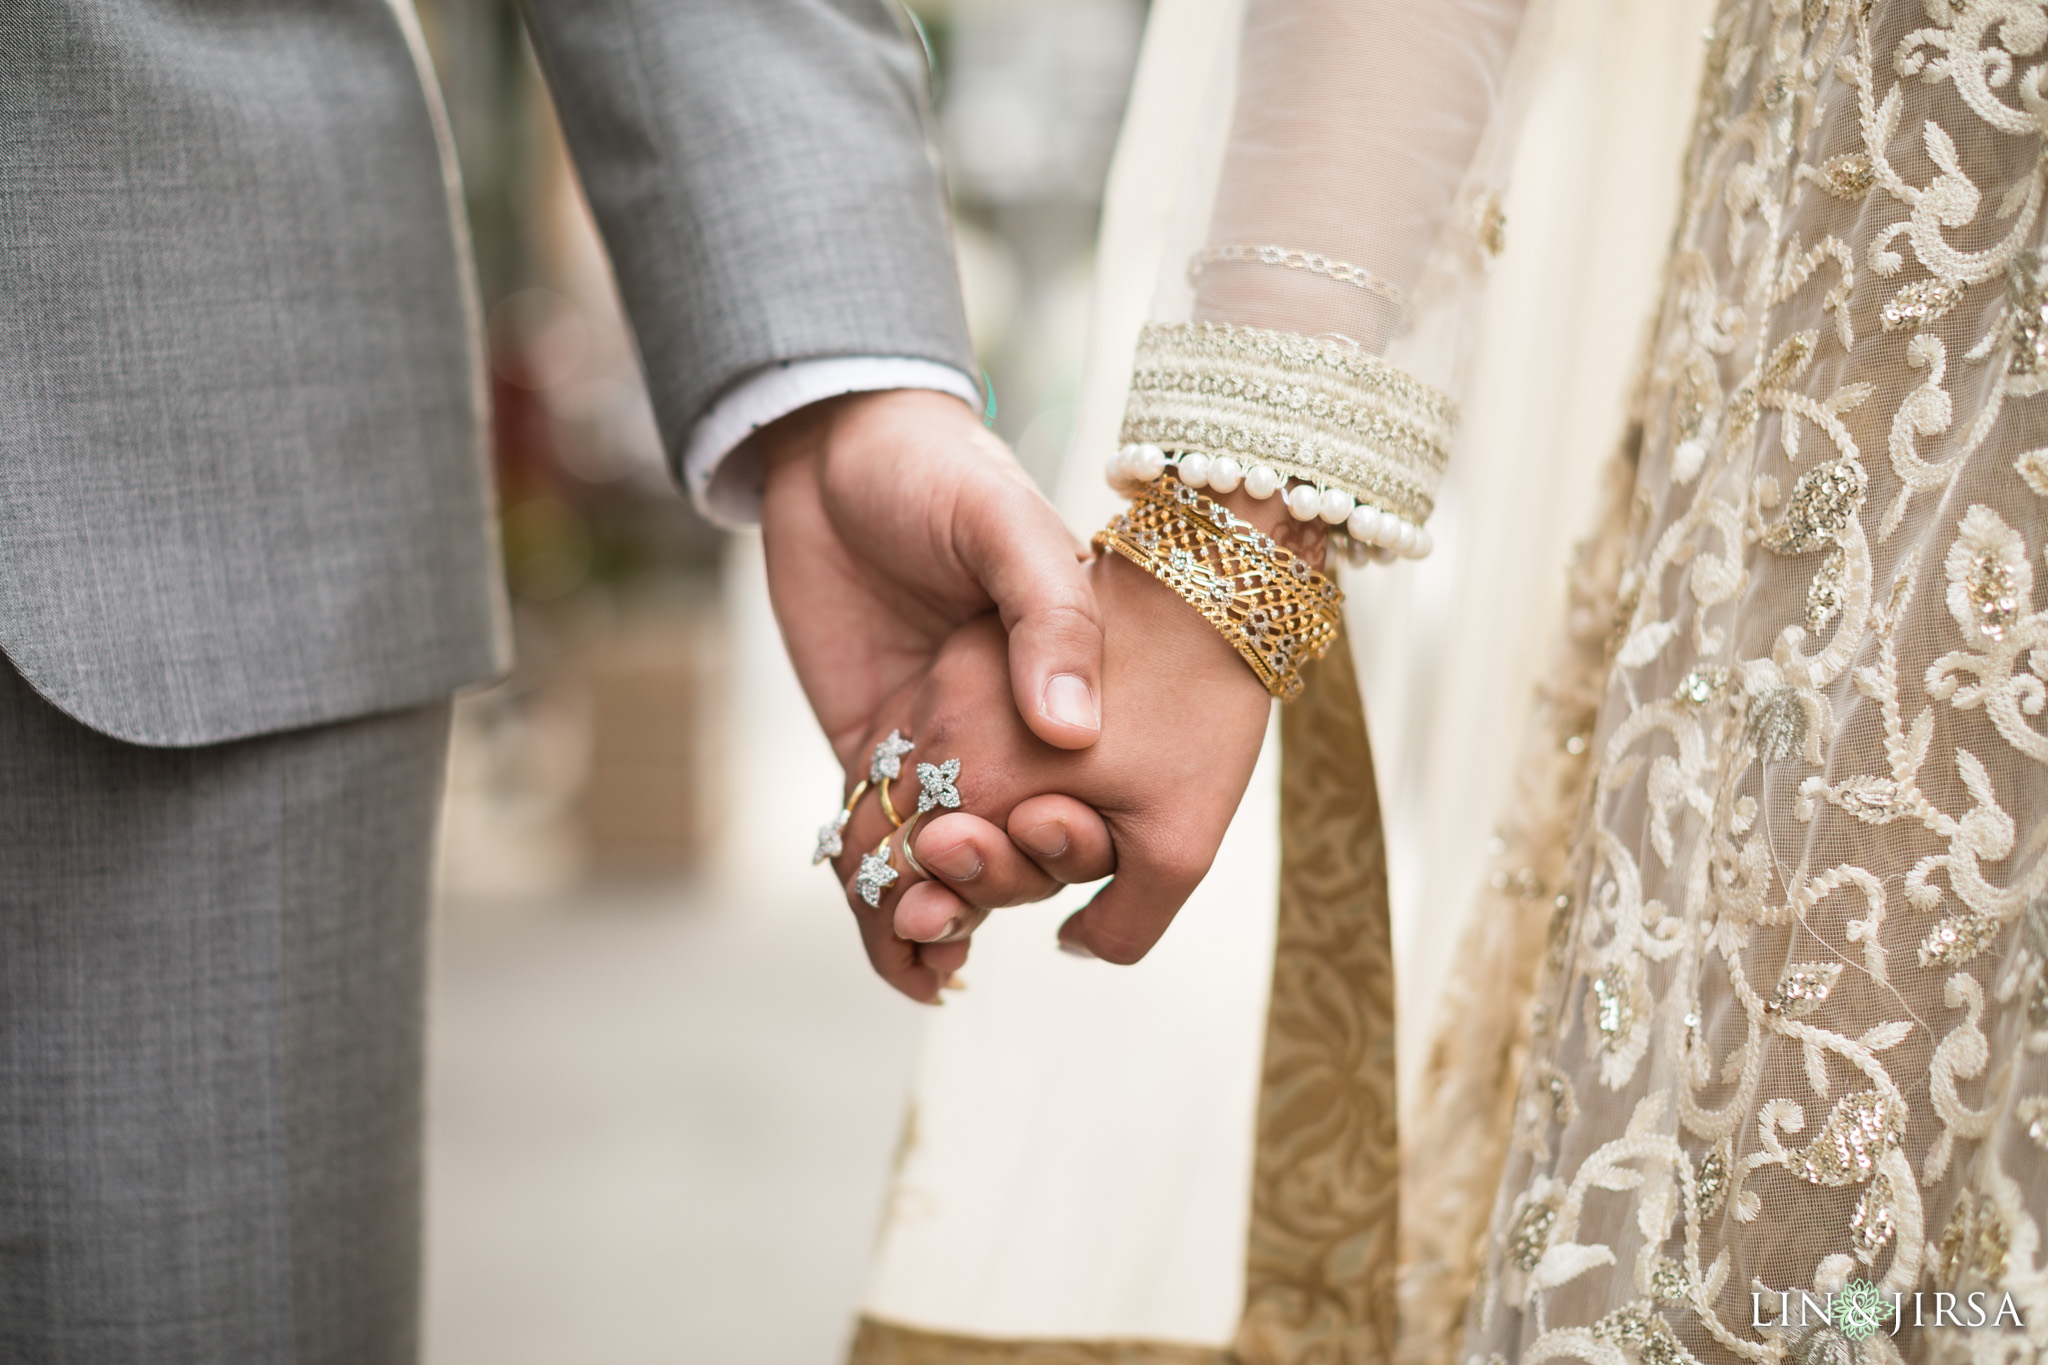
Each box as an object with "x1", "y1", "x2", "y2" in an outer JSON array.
[{"x1": 1466, "y1": 2, "x2": 2048, "y2": 1363}]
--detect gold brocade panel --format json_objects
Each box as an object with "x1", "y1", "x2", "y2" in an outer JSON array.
[
  {"x1": 1234, "y1": 632, "x2": 1402, "y2": 1365},
  {"x1": 849, "y1": 1318, "x2": 1228, "y2": 1365}
]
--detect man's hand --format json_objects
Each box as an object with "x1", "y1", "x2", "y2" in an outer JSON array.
[{"x1": 757, "y1": 390, "x2": 1106, "y2": 770}]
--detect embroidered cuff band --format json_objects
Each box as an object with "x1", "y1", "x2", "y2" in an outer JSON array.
[{"x1": 1119, "y1": 321, "x2": 1456, "y2": 528}]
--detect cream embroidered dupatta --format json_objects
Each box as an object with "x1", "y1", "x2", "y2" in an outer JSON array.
[{"x1": 1463, "y1": 2, "x2": 2048, "y2": 1363}]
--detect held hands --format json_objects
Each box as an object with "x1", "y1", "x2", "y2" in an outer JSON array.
[
  {"x1": 756, "y1": 389, "x2": 1293, "y2": 1002},
  {"x1": 824, "y1": 550, "x2": 1271, "y2": 999}
]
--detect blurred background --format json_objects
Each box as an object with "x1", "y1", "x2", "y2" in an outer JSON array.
[{"x1": 410, "y1": 2, "x2": 1143, "y2": 1360}]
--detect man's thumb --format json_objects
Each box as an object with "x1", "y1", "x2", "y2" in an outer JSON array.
[{"x1": 958, "y1": 482, "x2": 1105, "y2": 749}]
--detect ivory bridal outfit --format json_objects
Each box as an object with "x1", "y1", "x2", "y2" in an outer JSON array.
[{"x1": 855, "y1": 1, "x2": 2048, "y2": 1363}]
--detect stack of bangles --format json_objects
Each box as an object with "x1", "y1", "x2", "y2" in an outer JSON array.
[
  {"x1": 1092, "y1": 467, "x2": 1344, "y2": 703},
  {"x1": 1092, "y1": 319, "x2": 1456, "y2": 702},
  {"x1": 811, "y1": 729, "x2": 965, "y2": 904}
]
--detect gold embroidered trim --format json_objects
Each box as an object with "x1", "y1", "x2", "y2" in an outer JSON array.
[
  {"x1": 847, "y1": 1316, "x2": 1227, "y2": 1365},
  {"x1": 1120, "y1": 321, "x2": 1456, "y2": 527},
  {"x1": 1232, "y1": 630, "x2": 1399, "y2": 1365}
]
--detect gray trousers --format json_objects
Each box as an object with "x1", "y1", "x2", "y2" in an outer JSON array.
[{"x1": 0, "y1": 655, "x2": 452, "y2": 1364}]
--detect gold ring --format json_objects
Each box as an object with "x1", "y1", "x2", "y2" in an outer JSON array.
[
  {"x1": 877, "y1": 774, "x2": 905, "y2": 827},
  {"x1": 898, "y1": 810, "x2": 932, "y2": 881},
  {"x1": 812, "y1": 778, "x2": 872, "y2": 866}
]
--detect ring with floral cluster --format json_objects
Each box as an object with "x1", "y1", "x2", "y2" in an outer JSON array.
[
  {"x1": 812, "y1": 729, "x2": 918, "y2": 864},
  {"x1": 854, "y1": 833, "x2": 900, "y2": 907}
]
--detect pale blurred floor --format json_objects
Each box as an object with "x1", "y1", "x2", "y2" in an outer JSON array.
[{"x1": 422, "y1": 881, "x2": 925, "y2": 1365}]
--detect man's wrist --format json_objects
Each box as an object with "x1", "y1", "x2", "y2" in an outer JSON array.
[
  {"x1": 751, "y1": 390, "x2": 837, "y2": 480},
  {"x1": 685, "y1": 358, "x2": 983, "y2": 526}
]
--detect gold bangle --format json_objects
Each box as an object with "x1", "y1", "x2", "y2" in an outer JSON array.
[{"x1": 1093, "y1": 473, "x2": 1343, "y2": 701}]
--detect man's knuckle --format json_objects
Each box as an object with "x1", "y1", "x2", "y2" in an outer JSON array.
[
  {"x1": 1032, "y1": 579, "x2": 1101, "y2": 620},
  {"x1": 996, "y1": 873, "x2": 1059, "y2": 909},
  {"x1": 1087, "y1": 927, "x2": 1153, "y2": 966},
  {"x1": 1156, "y1": 846, "x2": 1212, "y2": 890}
]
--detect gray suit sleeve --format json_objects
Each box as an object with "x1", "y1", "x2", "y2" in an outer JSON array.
[{"x1": 518, "y1": 0, "x2": 978, "y2": 479}]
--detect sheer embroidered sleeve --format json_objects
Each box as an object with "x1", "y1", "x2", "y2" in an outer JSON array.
[{"x1": 1117, "y1": 0, "x2": 1529, "y2": 543}]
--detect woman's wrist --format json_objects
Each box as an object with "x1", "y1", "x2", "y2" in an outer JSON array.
[{"x1": 1089, "y1": 548, "x2": 1272, "y2": 702}]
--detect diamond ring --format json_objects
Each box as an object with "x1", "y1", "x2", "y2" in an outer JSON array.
[
  {"x1": 811, "y1": 777, "x2": 871, "y2": 865},
  {"x1": 854, "y1": 834, "x2": 900, "y2": 907},
  {"x1": 915, "y1": 759, "x2": 962, "y2": 815},
  {"x1": 869, "y1": 730, "x2": 915, "y2": 783},
  {"x1": 872, "y1": 731, "x2": 916, "y2": 827}
]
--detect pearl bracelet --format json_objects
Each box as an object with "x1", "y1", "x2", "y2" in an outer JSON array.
[{"x1": 1107, "y1": 442, "x2": 1433, "y2": 563}]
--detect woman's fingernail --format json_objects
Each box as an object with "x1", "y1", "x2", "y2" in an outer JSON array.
[
  {"x1": 944, "y1": 973, "x2": 968, "y2": 992},
  {"x1": 1058, "y1": 938, "x2": 1097, "y2": 959},
  {"x1": 1015, "y1": 819, "x2": 1070, "y2": 859},
  {"x1": 1041, "y1": 674, "x2": 1100, "y2": 733},
  {"x1": 922, "y1": 841, "x2": 983, "y2": 882}
]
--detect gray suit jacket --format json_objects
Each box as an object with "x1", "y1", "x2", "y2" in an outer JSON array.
[{"x1": 0, "y1": 0, "x2": 973, "y2": 747}]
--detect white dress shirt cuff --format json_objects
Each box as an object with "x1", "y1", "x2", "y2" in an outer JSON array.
[{"x1": 682, "y1": 356, "x2": 984, "y2": 527}]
